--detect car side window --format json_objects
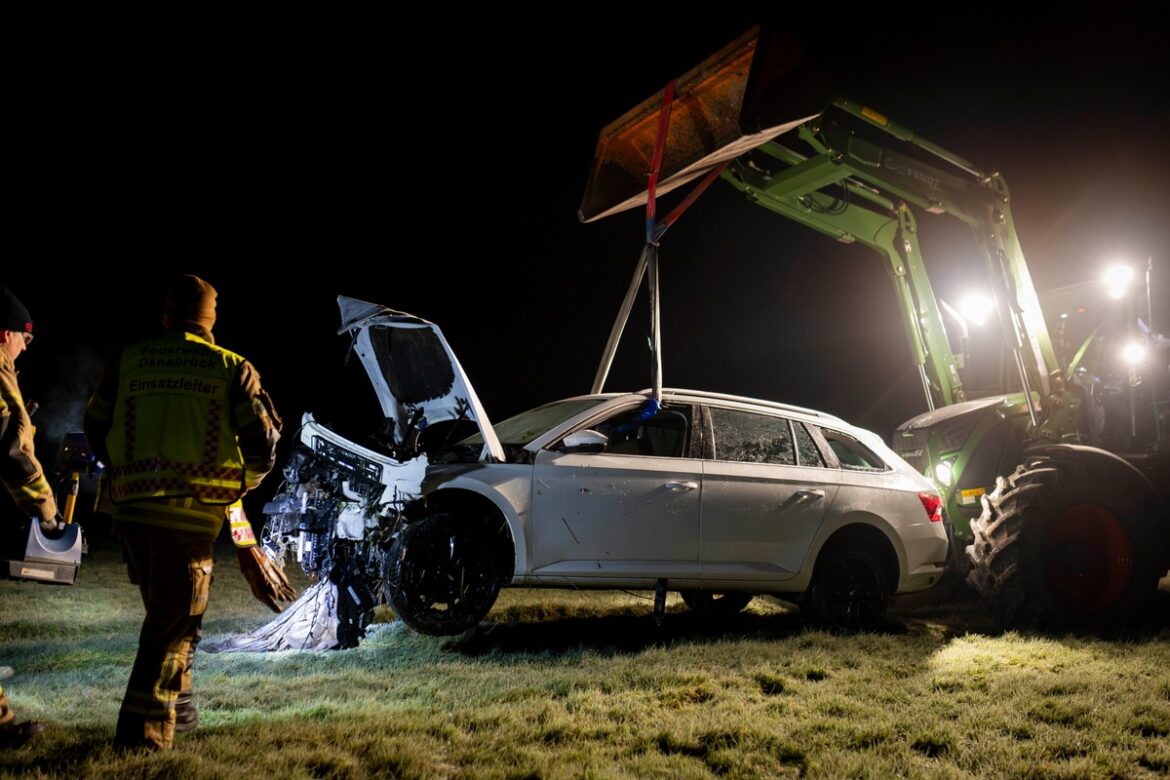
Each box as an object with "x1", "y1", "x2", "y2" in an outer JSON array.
[
  {"x1": 594, "y1": 403, "x2": 692, "y2": 458},
  {"x1": 793, "y1": 422, "x2": 826, "y2": 467},
  {"x1": 821, "y1": 429, "x2": 886, "y2": 471},
  {"x1": 710, "y1": 408, "x2": 795, "y2": 465}
]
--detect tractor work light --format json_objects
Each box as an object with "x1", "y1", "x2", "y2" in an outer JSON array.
[
  {"x1": 1122, "y1": 342, "x2": 1146, "y2": 365},
  {"x1": 958, "y1": 294, "x2": 993, "y2": 327},
  {"x1": 1104, "y1": 264, "x2": 1134, "y2": 300}
]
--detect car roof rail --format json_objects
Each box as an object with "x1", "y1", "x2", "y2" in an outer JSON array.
[{"x1": 645, "y1": 388, "x2": 848, "y2": 424}]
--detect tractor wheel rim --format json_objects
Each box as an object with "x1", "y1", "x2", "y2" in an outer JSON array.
[{"x1": 1044, "y1": 503, "x2": 1132, "y2": 612}]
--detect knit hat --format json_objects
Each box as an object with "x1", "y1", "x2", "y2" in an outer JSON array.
[
  {"x1": 0, "y1": 287, "x2": 34, "y2": 338},
  {"x1": 162, "y1": 274, "x2": 217, "y2": 332}
]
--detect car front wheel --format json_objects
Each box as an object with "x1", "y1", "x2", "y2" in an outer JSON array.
[{"x1": 386, "y1": 512, "x2": 501, "y2": 636}]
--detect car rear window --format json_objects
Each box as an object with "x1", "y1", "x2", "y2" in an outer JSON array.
[
  {"x1": 794, "y1": 422, "x2": 826, "y2": 467},
  {"x1": 821, "y1": 429, "x2": 887, "y2": 471},
  {"x1": 711, "y1": 408, "x2": 795, "y2": 465}
]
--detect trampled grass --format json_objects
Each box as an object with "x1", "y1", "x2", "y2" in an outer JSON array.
[{"x1": 3, "y1": 536, "x2": 1170, "y2": 778}]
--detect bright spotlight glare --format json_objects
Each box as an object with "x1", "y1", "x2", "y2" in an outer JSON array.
[
  {"x1": 1104, "y1": 264, "x2": 1133, "y2": 299},
  {"x1": 959, "y1": 294, "x2": 993, "y2": 327},
  {"x1": 1121, "y1": 342, "x2": 1146, "y2": 365}
]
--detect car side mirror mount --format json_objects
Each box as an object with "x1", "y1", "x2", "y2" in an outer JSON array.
[{"x1": 559, "y1": 429, "x2": 609, "y2": 454}]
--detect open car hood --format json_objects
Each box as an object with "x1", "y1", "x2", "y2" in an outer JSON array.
[{"x1": 337, "y1": 296, "x2": 503, "y2": 462}]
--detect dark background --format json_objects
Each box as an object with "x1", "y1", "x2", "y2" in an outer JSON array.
[{"x1": 7, "y1": 11, "x2": 1169, "y2": 483}]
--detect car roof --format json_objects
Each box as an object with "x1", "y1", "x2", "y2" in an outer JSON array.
[
  {"x1": 523, "y1": 388, "x2": 901, "y2": 469},
  {"x1": 657, "y1": 388, "x2": 849, "y2": 425},
  {"x1": 547, "y1": 388, "x2": 850, "y2": 428}
]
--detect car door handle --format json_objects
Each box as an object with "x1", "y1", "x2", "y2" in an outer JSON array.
[
  {"x1": 664, "y1": 481, "x2": 699, "y2": 492},
  {"x1": 777, "y1": 489, "x2": 825, "y2": 514}
]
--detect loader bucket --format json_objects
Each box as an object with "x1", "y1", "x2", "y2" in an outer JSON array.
[{"x1": 578, "y1": 25, "x2": 830, "y2": 223}]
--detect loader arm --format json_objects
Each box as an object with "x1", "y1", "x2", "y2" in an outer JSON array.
[
  {"x1": 721, "y1": 130, "x2": 964, "y2": 409},
  {"x1": 579, "y1": 25, "x2": 1062, "y2": 422},
  {"x1": 808, "y1": 100, "x2": 1061, "y2": 416}
]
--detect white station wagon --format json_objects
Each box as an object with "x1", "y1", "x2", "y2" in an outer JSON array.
[{"x1": 262, "y1": 298, "x2": 950, "y2": 643}]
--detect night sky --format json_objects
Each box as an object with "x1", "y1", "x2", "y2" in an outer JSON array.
[{"x1": 8, "y1": 12, "x2": 1169, "y2": 482}]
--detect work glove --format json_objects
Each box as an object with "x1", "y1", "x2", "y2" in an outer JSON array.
[
  {"x1": 37, "y1": 514, "x2": 65, "y2": 538},
  {"x1": 237, "y1": 546, "x2": 297, "y2": 613}
]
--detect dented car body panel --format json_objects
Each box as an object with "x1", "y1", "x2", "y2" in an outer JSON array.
[
  {"x1": 530, "y1": 447, "x2": 704, "y2": 583},
  {"x1": 423, "y1": 464, "x2": 533, "y2": 577},
  {"x1": 699, "y1": 458, "x2": 842, "y2": 583}
]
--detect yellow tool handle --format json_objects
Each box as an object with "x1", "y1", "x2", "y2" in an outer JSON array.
[{"x1": 62, "y1": 471, "x2": 80, "y2": 524}]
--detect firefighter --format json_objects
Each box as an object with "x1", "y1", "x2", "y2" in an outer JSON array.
[
  {"x1": 1, "y1": 666, "x2": 43, "y2": 749},
  {"x1": 84, "y1": 274, "x2": 295, "y2": 750},
  {"x1": 0, "y1": 287, "x2": 59, "y2": 749}
]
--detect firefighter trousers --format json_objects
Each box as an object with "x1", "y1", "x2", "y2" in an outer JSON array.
[
  {"x1": 115, "y1": 522, "x2": 214, "y2": 750},
  {"x1": 0, "y1": 688, "x2": 12, "y2": 730}
]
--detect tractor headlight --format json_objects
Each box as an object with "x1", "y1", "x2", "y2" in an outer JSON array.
[{"x1": 1122, "y1": 342, "x2": 1146, "y2": 366}]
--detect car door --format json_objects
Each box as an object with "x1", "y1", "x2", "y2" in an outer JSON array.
[
  {"x1": 530, "y1": 401, "x2": 702, "y2": 583},
  {"x1": 700, "y1": 407, "x2": 839, "y2": 585}
]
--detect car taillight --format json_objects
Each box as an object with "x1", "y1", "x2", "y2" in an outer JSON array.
[{"x1": 918, "y1": 492, "x2": 943, "y2": 523}]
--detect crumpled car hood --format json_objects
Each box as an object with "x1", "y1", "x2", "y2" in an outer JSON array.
[{"x1": 337, "y1": 296, "x2": 503, "y2": 462}]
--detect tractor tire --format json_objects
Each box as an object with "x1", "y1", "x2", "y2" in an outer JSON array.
[
  {"x1": 386, "y1": 512, "x2": 501, "y2": 636},
  {"x1": 803, "y1": 546, "x2": 890, "y2": 631},
  {"x1": 966, "y1": 446, "x2": 1168, "y2": 631},
  {"x1": 680, "y1": 590, "x2": 753, "y2": 617}
]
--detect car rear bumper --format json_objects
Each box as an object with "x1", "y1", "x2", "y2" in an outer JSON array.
[{"x1": 897, "y1": 521, "x2": 950, "y2": 593}]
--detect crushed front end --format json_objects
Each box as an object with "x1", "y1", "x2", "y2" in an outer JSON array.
[
  {"x1": 258, "y1": 416, "x2": 427, "y2": 648},
  {"x1": 215, "y1": 297, "x2": 502, "y2": 651}
]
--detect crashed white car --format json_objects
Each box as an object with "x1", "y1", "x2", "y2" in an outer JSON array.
[{"x1": 259, "y1": 297, "x2": 949, "y2": 645}]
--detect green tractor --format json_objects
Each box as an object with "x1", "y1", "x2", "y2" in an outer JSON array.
[{"x1": 579, "y1": 25, "x2": 1169, "y2": 630}]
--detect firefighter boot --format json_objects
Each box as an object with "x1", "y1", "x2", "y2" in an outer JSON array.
[
  {"x1": 174, "y1": 692, "x2": 197, "y2": 733},
  {"x1": 0, "y1": 720, "x2": 45, "y2": 749}
]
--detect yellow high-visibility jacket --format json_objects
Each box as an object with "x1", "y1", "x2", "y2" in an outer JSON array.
[
  {"x1": 106, "y1": 331, "x2": 248, "y2": 504},
  {"x1": 85, "y1": 328, "x2": 280, "y2": 536},
  {"x1": 0, "y1": 350, "x2": 57, "y2": 521}
]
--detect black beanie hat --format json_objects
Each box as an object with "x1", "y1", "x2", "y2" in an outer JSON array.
[{"x1": 0, "y1": 287, "x2": 33, "y2": 337}]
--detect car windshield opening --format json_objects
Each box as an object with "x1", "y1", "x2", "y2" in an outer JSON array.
[{"x1": 462, "y1": 398, "x2": 605, "y2": 446}]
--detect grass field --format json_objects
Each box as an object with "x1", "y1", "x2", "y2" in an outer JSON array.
[{"x1": 2, "y1": 535, "x2": 1170, "y2": 779}]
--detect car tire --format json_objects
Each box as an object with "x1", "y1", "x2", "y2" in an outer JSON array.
[
  {"x1": 965, "y1": 447, "x2": 1167, "y2": 631},
  {"x1": 386, "y1": 512, "x2": 501, "y2": 636},
  {"x1": 803, "y1": 546, "x2": 890, "y2": 631},
  {"x1": 679, "y1": 590, "x2": 753, "y2": 617}
]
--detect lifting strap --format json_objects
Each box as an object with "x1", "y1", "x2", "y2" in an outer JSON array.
[{"x1": 592, "y1": 81, "x2": 727, "y2": 397}]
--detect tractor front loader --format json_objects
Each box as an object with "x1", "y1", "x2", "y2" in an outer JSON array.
[{"x1": 580, "y1": 24, "x2": 1170, "y2": 630}]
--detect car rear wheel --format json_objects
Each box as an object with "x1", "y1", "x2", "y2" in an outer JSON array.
[
  {"x1": 804, "y1": 546, "x2": 890, "y2": 631},
  {"x1": 679, "y1": 590, "x2": 753, "y2": 617},
  {"x1": 386, "y1": 512, "x2": 501, "y2": 636}
]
